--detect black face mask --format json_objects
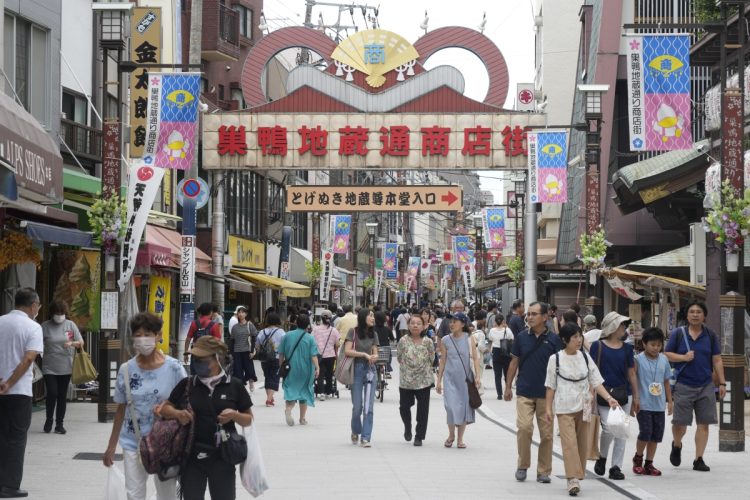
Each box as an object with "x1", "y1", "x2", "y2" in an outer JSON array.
[{"x1": 193, "y1": 358, "x2": 212, "y2": 377}]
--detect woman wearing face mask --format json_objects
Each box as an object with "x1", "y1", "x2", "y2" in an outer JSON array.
[
  {"x1": 161, "y1": 336, "x2": 253, "y2": 500},
  {"x1": 103, "y1": 312, "x2": 186, "y2": 500},
  {"x1": 41, "y1": 300, "x2": 84, "y2": 434}
]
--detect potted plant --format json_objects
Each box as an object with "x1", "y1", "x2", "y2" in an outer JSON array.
[
  {"x1": 304, "y1": 260, "x2": 322, "y2": 295},
  {"x1": 88, "y1": 194, "x2": 127, "y2": 255},
  {"x1": 703, "y1": 180, "x2": 750, "y2": 271},
  {"x1": 507, "y1": 255, "x2": 523, "y2": 288}
]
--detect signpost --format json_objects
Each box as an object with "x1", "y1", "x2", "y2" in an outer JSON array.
[{"x1": 285, "y1": 185, "x2": 463, "y2": 212}]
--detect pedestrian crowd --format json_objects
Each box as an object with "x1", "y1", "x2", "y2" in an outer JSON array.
[{"x1": 0, "y1": 289, "x2": 726, "y2": 499}]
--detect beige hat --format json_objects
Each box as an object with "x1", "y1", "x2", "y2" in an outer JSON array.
[
  {"x1": 189, "y1": 336, "x2": 228, "y2": 357},
  {"x1": 599, "y1": 311, "x2": 631, "y2": 339}
]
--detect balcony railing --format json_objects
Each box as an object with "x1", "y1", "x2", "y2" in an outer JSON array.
[
  {"x1": 60, "y1": 118, "x2": 102, "y2": 162},
  {"x1": 199, "y1": 1, "x2": 240, "y2": 61},
  {"x1": 219, "y1": 4, "x2": 239, "y2": 46}
]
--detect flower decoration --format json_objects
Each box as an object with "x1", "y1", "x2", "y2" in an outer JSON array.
[
  {"x1": 0, "y1": 232, "x2": 41, "y2": 271},
  {"x1": 362, "y1": 276, "x2": 377, "y2": 290},
  {"x1": 507, "y1": 255, "x2": 524, "y2": 286},
  {"x1": 579, "y1": 225, "x2": 608, "y2": 269},
  {"x1": 87, "y1": 194, "x2": 127, "y2": 255},
  {"x1": 702, "y1": 180, "x2": 750, "y2": 254}
]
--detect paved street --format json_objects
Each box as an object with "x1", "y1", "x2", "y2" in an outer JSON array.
[{"x1": 25, "y1": 361, "x2": 750, "y2": 500}]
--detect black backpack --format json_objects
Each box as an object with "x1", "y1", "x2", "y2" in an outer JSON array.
[{"x1": 193, "y1": 320, "x2": 217, "y2": 341}]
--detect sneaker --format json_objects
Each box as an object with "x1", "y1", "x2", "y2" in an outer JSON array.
[
  {"x1": 360, "y1": 440, "x2": 371, "y2": 448},
  {"x1": 670, "y1": 442, "x2": 682, "y2": 467},
  {"x1": 317, "y1": 394, "x2": 325, "y2": 401},
  {"x1": 632, "y1": 454, "x2": 645, "y2": 475},
  {"x1": 693, "y1": 457, "x2": 710, "y2": 472},
  {"x1": 594, "y1": 457, "x2": 606, "y2": 476},
  {"x1": 265, "y1": 400, "x2": 273, "y2": 407},
  {"x1": 515, "y1": 468, "x2": 527, "y2": 482},
  {"x1": 54, "y1": 425, "x2": 67, "y2": 435},
  {"x1": 404, "y1": 429, "x2": 412, "y2": 442},
  {"x1": 536, "y1": 474, "x2": 551, "y2": 484},
  {"x1": 43, "y1": 419, "x2": 52, "y2": 434},
  {"x1": 248, "y1": 382, "x2": 255, "y2": 393},
  {"x1": 644, "y1": 462, "x2": 662, "y2": 476},
  {"x1": 284, "y1": 408, "x2": 294, "y2": 427},
  {"x1": 608, "y1": 466, "x2": 625, "y2": 480},
  {"x1": 567, "y1": 478, "x2": 580, "y2": 496},
  {"x1": 351, "y1": 434, "x2": 359, "y2": 445}
]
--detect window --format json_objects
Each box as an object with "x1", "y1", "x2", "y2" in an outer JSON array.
[
  {"x1": 62, "y1": 89, "x2": 87, "y2": 124},
  {"x1": 230, "y1": 87, "x2": 245, "y2": 109},
  {"x1": 225, "y1": 171, "x2": 264, "y2": 238},
  {"x1": 218, "y1": 84, "x2": 225, "y2": 101},
  {"x1": 233, "y1": 5, "x2": 253, "y2": 39},
  {"x1": 267, "y1": 180, "x2": 284, "y2": 224},
  {"x1": 3, "y1": 14, "x2": 49, "y2": 126}
]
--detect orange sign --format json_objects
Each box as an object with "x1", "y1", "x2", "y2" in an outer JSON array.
[{"x1": 285, "y1": 185, "x2": 463, "y2": 212}]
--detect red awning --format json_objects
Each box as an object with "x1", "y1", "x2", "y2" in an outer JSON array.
[{"x1": 137, "y1": 224, "x2": 212, "y2": 273}]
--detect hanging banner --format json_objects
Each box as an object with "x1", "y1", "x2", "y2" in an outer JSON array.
[
  {"x1": 373, "y1": 268, "x2": 384, "y2": 305},
  {"x1": 142, "y1": 73, "x2": 202, "y2": 170},
  {"x1": 607, "y1": 275, "x2": 643, "y2": 302},
  {"x1": 461, "y1": 263, "x2": 476, "y2": 303},
  {"x1": 626, "y1": 34, "x2": 692, "y2": 151},
  {"x1": 279, "y1": 226, "x2": 292, "y2": 280},
  {"x1": 118, "y1": 163, "x2": 166, "y2": 290},
  {"x1": 319, "y1": 249, "x2": 334, "y2": 301},
  {"x1": 420, "y1": 258, "x2": 431, "y2": 280},
  {"x1": 129, "y1": 7, "x2": 162, "y2": 158},
  {"x1": 444, "y1": 264, "x2": 454, "y2": 281},
  {"x1": 383, "y1": 242, "x2": 398, "y2": 279},
  {"x1": 405, "y1": 256, "x2": 420, "y2": 291},
  {"x1": 332, "y1": 215, "x2": 352, "y2": 254},
  {"x1": 454, "y1": 236, "x2": 473, "y2": 265},
  {"x1": 440, "y1": 277, "x2": 447, "y2": 298},
  {"x1": 482, "y1": 207, "x2": 506, "y2": 249},
  {"x1": 148, "y1": 275, "x2": 172, "y2": 353},
  {"x1": 527, "y1": 129, "x2": 568, "y2": 203}
]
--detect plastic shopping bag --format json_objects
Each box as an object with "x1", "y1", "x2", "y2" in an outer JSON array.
[
  {"x1": 241, "y1": 424, "x2": 269, "y2": 497},
  {"x1": 105, "y1": 466, "x2": 127, "y2": 500},
  {"x1": 605, "y1": 406, "x2": 631, "y2": 440}
]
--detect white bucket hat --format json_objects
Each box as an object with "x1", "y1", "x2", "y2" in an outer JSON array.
[{"x1": 599, "y1": 311, "x2": 631, "y2": 339}]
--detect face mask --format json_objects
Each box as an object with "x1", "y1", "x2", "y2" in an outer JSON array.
[
  {"x1": 53, "y1": 314, "x2": 66, "y2": 324},
  {"x1": 193, "y1": 358, "x2": 213, "y2": 377},
  {"x1": 133, "y1": 337, "x2": 156, "y2": 356}
]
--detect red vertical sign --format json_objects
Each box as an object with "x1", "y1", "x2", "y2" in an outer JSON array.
[
  {"x1": 103, "y1": 122, "x2": 121, "y2": 198},
  {"x1": 722, "y1": 90, "x2": 744, "y2": 196},
  {"x1": 586, "y1": 168, "x2": 600, "y2": 234}
]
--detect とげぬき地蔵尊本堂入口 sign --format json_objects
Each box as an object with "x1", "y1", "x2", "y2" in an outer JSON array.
[{"x1": 285, "y1": 185, "x2": 463, "y2": 212}]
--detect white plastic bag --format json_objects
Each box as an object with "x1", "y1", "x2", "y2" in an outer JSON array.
[
  {"x1": 606, "y1": 406, "x2": 631, "y2": 440},
  {"x1": 241, "y1": 424, "x2": 269, "y2": 497},
  {"x1": 105, "y1": 465, "x2": 127, "y2": 500}
]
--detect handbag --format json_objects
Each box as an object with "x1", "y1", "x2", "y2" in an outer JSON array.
[
  {"x1": 220, "y1": 430, "x2": 248, "y2": 466},
  {"x1": 335, "y1": 331, "x2": 356, "y2": 385},
  {"x1": 72, "y1": 347, "x2": 98, "y2": 385},
  {"x1": 586, "y1": 414, "x2": 601, "y2": 460},
  {"x1": 278, "y1": 332, "x2": 305, "y2": 379},
  {"x1": 448, "y1": 335, "x2": 482, "y2": 410},
  {"x1": 594, "y1": 341, "x2": 629, "y2": 406}
]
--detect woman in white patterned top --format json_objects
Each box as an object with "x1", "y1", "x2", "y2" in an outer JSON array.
[{"x1": 544, "y1": 323, "x2": 618, "y2": 497}]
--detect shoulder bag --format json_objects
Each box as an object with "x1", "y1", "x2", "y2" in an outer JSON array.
[
  {"x1": 517, "y1": 332, "x2": 546, "y2": 371},
  {"x1": 317, "y1": 327, "x2": 334, "y2": 362},
  {"x1": 335, "y1": 330, "x2": 356, "y2": 386},
  {"x1": 448, "y1": 335, "x2": 482, "y2": 410},
  {"x1": 278, "y1": 332, "x2": 305, "y2": 379},
  {"x1": 594, "y1": 342, "x2": 629, "y2": 406},
  {"x1": 72, "y1": 346, "x2": 98, "y2": 385}
]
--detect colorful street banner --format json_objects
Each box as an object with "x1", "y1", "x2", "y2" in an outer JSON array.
[
  {"x1": 626, "y1": 35, "x2": 692, "y2": 151},
  {"x1": 383, "y1": 242, "x2": 398, "y2": 279},
  {"x1": 443, "y1": 264, "x2": 454, "y2": 281},
  {"x1": 461, "y1": 263, "x2": 476, "y2": 303},
  {"x1": 454, "y1": 236, "x2": 473, "y2": 265},
  {"x1": 142, "y1": 72, "x2": 202, "y2": 170},
  {"x1": 373, "y1": 268, "x2": 384, "y2": 305},
  {"x1": 527, "y1": 130, "x2": 568, "y2": 204},
  {"x1": 118, "y1": 163, "x2": 166, "y2": 290},
  {"x1": 332, "y1": 215, "x2": 352, "y2": 254},
  {"x1": 148, "y1": 274, "x2": 171, "y2": 353},
  {"x1": 420, "y1": 258, "x2": 431, "y2": 280},
  {"x1": 482, "y1": 208, "x2": 506, "y2": 249},
  {"x1": 319, "y1": 249, "x2": 334, "y2": 301},
  {"x1": 406, "y1": 256, "x2": 420, "y2": 291},
  {"x1": 53, "y1": 250, "x2": 101, "y2": 332}
]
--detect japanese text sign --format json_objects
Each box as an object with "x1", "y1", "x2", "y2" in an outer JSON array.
[
  {"x1": 129, "y1": 7, "x2": 162, "y2": 158},
  {"x1": 148, "y1": 275, "x2": 171, "y2": 353},
  {"x1": 527, "y1": 129, "x2": 568, "y2": 203},
  {"x1": 286, "y1": 185, "x2": 462, "y2": 212},
  {"x1": 228, "y1": 235, "x2": 265, "y2": 270}
]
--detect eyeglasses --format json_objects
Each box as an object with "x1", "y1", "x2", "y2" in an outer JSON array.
[{"x1": 526, "y1": 312, "x2": 541, "y2": 316}]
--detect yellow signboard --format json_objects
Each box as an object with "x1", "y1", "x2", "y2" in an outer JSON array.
[
  {"x1": 148, "y1": 275, "x2": 171, "y2": 353},
  {"x1": 129, "y1": 7, "x2": 162, "y2": 157},
  {"x1": 228, "y1": 235, "x2": 265, "y2": 270},
  {"x1": 285, "y1": 185, "x2": 463, "y2": 212}
]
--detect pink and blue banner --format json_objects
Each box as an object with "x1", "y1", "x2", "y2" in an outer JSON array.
[
  {"x1": 482, "y1": 208, "x2": 506, "y2": 249},
  {"x1": 143, "y1": 73, "x2": 202, "y2": 170},
  {"x1": 383, "y1": 243, "x2": 398, "y2": 279},
  {"x1": 626, "y1": 35, "x2": 692, "y2": 151},
  {"x1": 453, "y1": 236, "x2": 474, "y2": 265},
  {"x1": 406, "y1": 256, "x2": 421, "y2": 291},
  {"x1": 332, "y1": 215, "x2": 352, "y2": 254},
  {"x1": 528, "y1": 130, "x2": 568, "y2": 204}
]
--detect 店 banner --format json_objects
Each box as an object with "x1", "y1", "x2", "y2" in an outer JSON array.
[
  {"x1": 143, "y1": 73, "x2": 202, "y2": 170},
  {"x1": 148, "y1": 275, "x2": 171, "y2": 353},
  {"x1": 527, "y1": 130, "x2": 568, "y2": 204},
  {"x1": 383, "y1": 243, "x2": 398, "y2": 279},
  {"x1": 332, "y1": 215, "x2": 352, "y2": 254},
  {"x1": 626, "y1": 35, "x2": 692, "y2": 151},
  {"x1": 118, "y1": 163, "x2": 166, "y2": 290},
  {"x1": 319, "y1": 249, "x2": 334, "y2": 301},
  {"x1": 482, "y1": 208, "x2": 506, "y2": 249}
]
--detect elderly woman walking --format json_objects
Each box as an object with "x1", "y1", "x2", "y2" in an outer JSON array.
[
  {"x1": 278, "y1": 314, "x2": 319, "y2": 426},
  {"x1": 436, "y1": 312, "x2": 481, "y2": 449},
  {"x1": 397, "y1": 314, "x2": 435, "y2": 447}
]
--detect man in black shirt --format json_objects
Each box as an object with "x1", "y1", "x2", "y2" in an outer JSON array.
[{"x1": 507, "y1": 299, "x2": 526, "y2": 335}]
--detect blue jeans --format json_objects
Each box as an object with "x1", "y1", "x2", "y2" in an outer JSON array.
[{"x1": 350, "y1": 360, "x2": 377, "y2": 441}]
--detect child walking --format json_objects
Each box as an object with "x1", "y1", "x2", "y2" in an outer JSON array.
[{"x1": 633, "y1": 327, "x2": 673, "y2": 475}]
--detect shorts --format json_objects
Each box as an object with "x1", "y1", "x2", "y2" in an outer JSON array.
[
  {"x1": 636, "y1": 410, "x2": 665, "y2": 442},
  {"x1": 672, "y1": 382, "x2": 717, "y2": 426}
]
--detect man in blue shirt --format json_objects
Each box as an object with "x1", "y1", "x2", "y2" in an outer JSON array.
[
  {"x1": 665, "y1": 300, "x2": 725, "y2": 473},
  {"x1": 507, "y1": 299, "x2": 525, "y2": 335},
  {"x1": 504, "y1": 302, "x2": 562, "y2": 484}
]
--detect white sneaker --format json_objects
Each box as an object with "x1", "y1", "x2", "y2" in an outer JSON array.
[
  {"x1": 317, "y1": 394, "x2": 325, "y2": 401},
  {"x1": 248, "y1": 383, "x2": 255, "y2": 393}
]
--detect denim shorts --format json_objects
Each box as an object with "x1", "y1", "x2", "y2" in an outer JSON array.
[{"x1": 636, "y1": 410, "x2": 665, "y2": 442}]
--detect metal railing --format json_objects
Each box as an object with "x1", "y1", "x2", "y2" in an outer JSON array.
[
  {"x1": 60, "y1": 118, "x2": 102, "y2": 161},
  {"x1": 218, "y1": 3, "x2": 239, "y2": 46}
]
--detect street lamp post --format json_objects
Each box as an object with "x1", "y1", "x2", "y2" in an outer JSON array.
[
  {"x1": 578, "y1": 84, "x2": 608, "y2": 318},
  {"x1": 473, "y1": 214, "x2": 484, "y2": 305},
  {"x1": 366, "y1": 222, "x2": 378, "y2": 306},
  {"x1": 514, "y1": 180, "x2": 526, "y2": 300}
]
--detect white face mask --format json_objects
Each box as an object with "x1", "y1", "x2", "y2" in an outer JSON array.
[
  {"x1": 53, "y1": 314, "x2": 66, "y2": 324},
  {"x1": 133, "y1": 337, "x2": 157, "y2": 356}
]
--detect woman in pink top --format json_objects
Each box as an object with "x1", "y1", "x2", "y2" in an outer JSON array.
[{"x1": 312, "y1": 310, "x2": 341, "y2": 400}]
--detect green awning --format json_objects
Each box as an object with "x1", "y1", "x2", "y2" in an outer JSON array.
[{"x1": 63, "y1": 168, "x2": 101, "y2": 194}]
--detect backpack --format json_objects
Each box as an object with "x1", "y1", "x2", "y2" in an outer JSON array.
[
  {"x1": 192, "y1": 320, "x2": 217, "y2": 342},
  {"x1": 139, "y1": 377, "x2": 196, "y2": 479},
  {"x1": 254, "y1": 328, "x2": 279, "y2": 362},
  {"x1": 554, "y1": 350, "x2": 590, "y2": 383}
]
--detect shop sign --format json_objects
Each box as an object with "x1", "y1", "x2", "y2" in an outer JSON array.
[
  {"x1": 319, "y1": 249, "x2": 334, "y2": 301},
  {"x1": 180, "y1": 236, "x2": 196, "y2": 301},
  {"x1": 129, "y1": 7, "x2": 162, "y2": 158},
  {"x1": 102, "y1": 122, "x2": 120, "y2": 197},
  {"x1": 203, "y1": 113, "x2": 544, "y2": 170},
  {"x1": 286, "y1": 185, "x2": 462, "y2": 212},
  {"x1": 148, "y1": 275, "x2": 172, "y2": 352},
  {"x1": 228, "y1": 235, "x2": 265, "y2": 270}
]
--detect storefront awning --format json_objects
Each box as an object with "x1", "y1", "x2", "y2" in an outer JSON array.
[
  {"x1": 23, "y1": 220, "x2": 93, "y2": 247},
  {"x1": 621, "y1": 246, "x2": 690, "y2": 269},
  {"x1": 232, "y1": 270, "x2": 311, "y2": 298},
  {"x1": 225, "y1": 274, "x2": 254, "y2": 293},
  {"x1": 602, "y1": 267, "x2": 705, "y2": 298},
  {"x1": 137, "y1": 225, "x2": 212, "y2": 273}
]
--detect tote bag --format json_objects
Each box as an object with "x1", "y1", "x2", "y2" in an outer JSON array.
[
  {"x1": 72, "y1": 348, "x2": 98, "y2": 385},
  {"x1": 334, "y1": 332, "x2": 356, "y2": 386}
]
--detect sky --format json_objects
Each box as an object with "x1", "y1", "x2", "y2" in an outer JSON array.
[{"x1": 262, "y1": 0, "x2": 537, "y2": 200}]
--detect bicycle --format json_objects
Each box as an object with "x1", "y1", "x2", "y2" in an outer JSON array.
[{"x1": 375, "y1": 346, "x2": 390, "y2": 403}]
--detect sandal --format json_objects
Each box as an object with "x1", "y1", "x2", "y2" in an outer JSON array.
[
  {"x1": 457, "y1": 442, "x2": 467, "y2": 449},
  {"x1": 299, "y1": 418, "x2": 308, "y2": 425},
  {"x1": 444, "y1": 439, "x2": 455, "y2": 448}
]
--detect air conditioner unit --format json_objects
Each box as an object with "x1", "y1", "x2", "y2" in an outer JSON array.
[{"x1": 689, "y1": 222, "x2": 706, "y2": 286}]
